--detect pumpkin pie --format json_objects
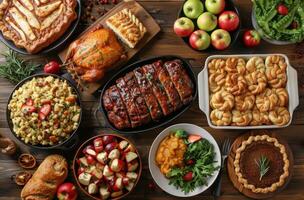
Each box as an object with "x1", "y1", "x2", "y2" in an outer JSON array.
[
  {"x1": 0, "y1": 0, "x2": 77, "y2": 53},
  {"x1": 234, "y1": 135, "x2": 289, "y2": 193}
]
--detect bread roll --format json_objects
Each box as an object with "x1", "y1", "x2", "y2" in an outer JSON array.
[{"x1": 21, "y1": 154, "x2": 68, "y2": 200}]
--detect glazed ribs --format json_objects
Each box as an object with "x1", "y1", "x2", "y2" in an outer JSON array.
[{"x1": 102, "y1": 59, "x2": 194, "y2": 129}]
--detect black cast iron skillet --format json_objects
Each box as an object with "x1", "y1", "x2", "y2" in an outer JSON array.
[
  {"x1": 178, "y1": 0, "x2": 241, "y2": 52},
  {"x1": 0, "y1": 0, "x2": 81, "y2": 55},
  {"x1": 96, "y1": 55, "x2": 198, "y2": 134},
  {"x1": 6, "y1": 73, "x2": 82, "y2": 150}
]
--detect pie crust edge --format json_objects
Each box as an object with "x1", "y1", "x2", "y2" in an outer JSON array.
[
  {"x1": 0, "y1": 0, "x2": 77, "y2": 53},
  {"x1": 233, "y1": 134, "x2": 290, "y2": 193}
]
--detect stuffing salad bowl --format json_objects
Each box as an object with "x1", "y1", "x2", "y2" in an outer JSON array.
[{"x1": 148, "y1": 123, "x2": 221, "y2": 197}]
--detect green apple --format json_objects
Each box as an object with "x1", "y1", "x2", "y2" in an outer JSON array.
[
  {"x1": 210, "y1": 29, "x2": 231, "y2": 50},
  {"x1": 197, "y1": 12, "x2": 217, "y2": 31},
  {"x1": 183, "y1": 0, "x2": 204, "y2": 19},
  {"x1": 205, "y1": 0, "x2": 225, "y2": 15},
  {"x1": 189, "y1": 30, "x2": 211, "y2": 50}
]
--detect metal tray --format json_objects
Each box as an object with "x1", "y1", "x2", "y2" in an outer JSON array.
[
  {"x1": 198, "y1": 54, "x2": 299, "y2": 129},
  {"x1": 98, "y1": 55, "x2": 198, "y2": 134}
]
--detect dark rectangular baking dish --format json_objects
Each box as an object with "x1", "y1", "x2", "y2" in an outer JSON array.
[{"x1": 98, "y1": 55, "x2": 197, "y2": 134}]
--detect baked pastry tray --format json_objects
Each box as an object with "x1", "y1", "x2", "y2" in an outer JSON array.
[{"x1": 198, "y1": 54, "x2": 299, "y2": 129}]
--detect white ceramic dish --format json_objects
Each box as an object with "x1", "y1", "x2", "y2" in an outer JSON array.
[
  {"x1": 198, "y1": 54, "x2": 299, "y2": 129},
  {"x1": 148, "y1": 123, "x2": 221, "y2": 197}
]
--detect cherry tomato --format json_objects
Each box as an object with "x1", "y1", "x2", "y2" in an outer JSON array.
[
  {"x1": 57, "y1": 182, "x2": 78, "y2": 200},
  {"x1": 183, "y1": 171, "x2": 193, "y2": 182},
  {"x1": 44, "y1": 61, "x2": 60, "y2": 74},
  {"x1": 243, "y1": 30, "x2": 261, "y2": 47},
  {"x1": 277, "y1": 4, "x2": 288, "y2": 15},
  {"x1": 26, "y1": 98, "x2": 34, "y2": 106}
]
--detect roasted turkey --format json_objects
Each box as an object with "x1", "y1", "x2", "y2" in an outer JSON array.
[{"x1": 65, "y1": 27, "x2": 125, "y2": 82}]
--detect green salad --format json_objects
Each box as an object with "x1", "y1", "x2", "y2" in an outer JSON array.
[
  {"x1": 167, "y1": 130, "x2": 219, "y2": 194},
  {"x1": 253, "y1": 0, "x2": 304, "y2": 42}
]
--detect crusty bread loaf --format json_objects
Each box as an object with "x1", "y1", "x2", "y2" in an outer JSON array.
[{"x1": 21, "y1": 154, "x2": 68, "y2": 200}]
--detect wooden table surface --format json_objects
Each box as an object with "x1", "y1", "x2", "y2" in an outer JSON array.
[{"x1": 0, "y1": 0, "x2": 303, "y2": 199}]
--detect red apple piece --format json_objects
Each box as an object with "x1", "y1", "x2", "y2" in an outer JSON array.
[
  {"x1": 125, "y1": 152, "x2": 138, "y2": 163},
  {"x1": 103, "y1": 165, "x2": 114, "y2": 177},
  {"x1": 97, "y1": 151, "x2": 108, "y2": 164},
  {"x1": 99, "y1": 185, "x2": 110, "y2": 200},
  {"x1": 118, "y1": 140, "x2": 129, "y2": 150},
  {"x1": 127, "y1": 160, "x2": 139, "y2": 172},
  {"x1": 105, "y1": 142, "x2": 118, "y2": 153},
  {"x1": 93, "y1": 137, "x2": 104, "y2": 153},
  {"x1": 108, "y1": 149, "x2": 120, "y2": 160},
  {"x1": 78, "y1": 157, "x2": 88, "y2": 167},
  {"x1": 126, "y1": 172, "x2": 138, "y2": 181},
  {"x1": 102, "y1": 135, "x2": 116, "y2": 145},
  {"x1": 78, "y1": 172, "x2": 91, "y2": 186},
  {"x1": 111, "y1": 158, "x2": 124, "y2": 172},
  {"x1": 88, "y1": 183, "x2": 98, "y2": 194}
]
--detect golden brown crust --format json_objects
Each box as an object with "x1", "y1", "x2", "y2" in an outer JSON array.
[
  {"x1": 233, "y1": 135, "x2": 289, "y2": 194},
  {"x1": 21, "y1": 154, "x2": 68, "y2": 200},
  {"x1": 0, "y1": 0, "x2": 77, "y2": 53},
  {"x1": 106, "y1": 8, "x2": 146, "y2": 48},
  {"x1": 208, "y1": 56, "x2": 290, "y2": 127},
  {"x1": 210, "y1": 109, "x2": 232, "y2": 125}
]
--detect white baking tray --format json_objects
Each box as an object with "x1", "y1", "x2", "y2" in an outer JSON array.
[{"x1": 198, "y1": 54, "x2": 299, "y2": 129}]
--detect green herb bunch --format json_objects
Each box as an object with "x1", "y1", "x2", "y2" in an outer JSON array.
[{"x1": 0, "y1": 50, "x2": 40, "y2": 84}]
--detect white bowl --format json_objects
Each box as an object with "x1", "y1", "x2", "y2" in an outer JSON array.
[{"x1": 148, "y1": 123, "x2": 221, "y2": 197}]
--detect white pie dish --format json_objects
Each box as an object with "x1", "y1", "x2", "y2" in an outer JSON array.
[
  {"x1": 198, "y1": 54, "x2": 299, "y2": 129},
  {"x1": 148, "y1": 123, "x2": 221, "y2": 197}
]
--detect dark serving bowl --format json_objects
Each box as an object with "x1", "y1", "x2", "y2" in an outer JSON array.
[
  {"x1": 178, "y1": 0, "x2": 241, "y2": 52},
  {"x1": 6, "y1": 73, "x2": 82, "y2": 150},
  {"x1": 73, "y1": 134, "x2": 142, "y2": 200},
  {"x1": 0, "y1": 0, "x2": 81, "y2": 55},
  {"x1": 97, "y1": 55, "x2": 197, "y2": 134}
]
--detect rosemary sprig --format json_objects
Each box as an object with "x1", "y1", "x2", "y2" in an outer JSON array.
[
  {"x1": 255, "y1": 155, "x2": 270, "y2": 181},
  {"x1": 0, "y1": 50, "x2": 40, "y2": 84}
]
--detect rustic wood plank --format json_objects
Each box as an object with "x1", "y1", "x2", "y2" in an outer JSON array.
[{"x1": 0, "y1": 0, "x2": 303, "y2": 199}]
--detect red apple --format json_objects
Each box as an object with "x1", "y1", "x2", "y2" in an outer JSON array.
[
  {"x1": 218, "y1": 11, "x2": 239, "y2": 31},
  {"x1": 210, "y1": 29, "x2": 231, "y2": 50},
  {"x1": 243, "y1": 29, "x2": 261, "y2": 47},
  {"x1": 205, "y1": 0, "x2": 225, "y2": 14},
  {"x1": 189, "y1": 30, "x2": 211, "y2": 50},
  {"x1": 174, "y1": 17, "x2": 195, "y2": 37}
]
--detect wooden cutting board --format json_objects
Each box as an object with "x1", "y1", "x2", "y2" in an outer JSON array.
[
  {"x1": 58, "y1": 0, "x2": 160, "y2": 94},
  {"x1": 227, "y1": 130, "x2": 294, "y2": 199}
]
